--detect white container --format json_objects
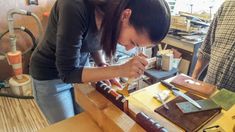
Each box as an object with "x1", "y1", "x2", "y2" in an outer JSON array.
[
  {"x1": 9, "y1": 74, "x2": 32, "y2": 96},
  {"x1": 162, "y1": 54, "x2": 173, "y2": 71}
]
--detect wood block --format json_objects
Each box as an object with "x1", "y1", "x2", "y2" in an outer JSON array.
[
  {"x1": 171, "y1": 16, "x2": 190, "y2": 32},
  {"x1": 103, "y1": 104, "x2": 144, "y2": 132},
  {"x1": 38, "y1": 112, "x2": 102, "y2": 132},
  {"x1": 171, "y1": 74, "x2": 216, "y2": 98},
  {"x1": 74, "y1": 84, "x2": 144, "y2": 132}
]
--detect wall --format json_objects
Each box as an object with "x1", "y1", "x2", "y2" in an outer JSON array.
[{"x1": 0, "y1": 0, "x2": 56, "y2": 81}]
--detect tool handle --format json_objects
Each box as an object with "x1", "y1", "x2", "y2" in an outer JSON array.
[{"x1": 160, "y1": 80, "x2": 175, "y2": 90}]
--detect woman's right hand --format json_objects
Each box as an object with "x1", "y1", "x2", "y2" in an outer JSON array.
[{"x1": 119, "y1": 55, "x2": 148, "y2": 78}]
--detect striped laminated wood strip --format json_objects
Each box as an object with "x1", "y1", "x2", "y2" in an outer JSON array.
[
  {"x1": 18, "y1": 99, "x2": 32, "y2": 132},
  {"x1": 10, "y1": 99, "x2": 20, "y2": 132},
  {"x1": 4, "y1": 98, "x2": 17, "y2": 131},
  {"x1": 28, "y1": 103, "x2": 44, "y2": 130},
  {"x1": 12, "y1": 98, "x2": 23, "y2": 132},
  {"x1": 4, "y1": 98, "x2": 13, "y2": 132},
  {"x1": 29, "y1": 99, "x2": 49, "y2": 127},
  {"x1": 32, "y1": 100, "x2": 49, "y2": 127},
  {"x1": 2, "y1": 98, "x2": 11, "y2": 132},
  {"x1": 0, "y1": 98, "x2": 4, "y2": 131},
  {"x1": 0, "y1": 97, "x2": 49, "y2": 132},
  {"x1": 27, "y1": 100, "x2": 42, "y2": 130},
  {"x1": 14, "y1": 99, "x2": 28, "y2": 132},
  {"x1": 6, "y1": 98, "x2": 16, "y2": 131},
  {"x1": 21, "y1": 99, "x2": 39, "y2": 131},
  {"x1": 0, "y1": 106, "x2": 6, "y2": 132},
  {"x1": 19, "y1": 99, "x2": 38, "y2": 132},
  {"x1": 5, "y1": 98, "x2": 14, "y2": 131}
]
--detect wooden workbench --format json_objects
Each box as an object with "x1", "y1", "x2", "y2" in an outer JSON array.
[
  {"x1": 72, "y1": 83, "x2": 182, "y2": 132},
  {"x1": 38, "y1": 77, "x2": 235, "y2": 132}
]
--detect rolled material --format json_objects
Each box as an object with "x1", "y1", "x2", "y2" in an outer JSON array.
[{"x1": 162, "y1": 54, "x2": 173, "y2": 71}]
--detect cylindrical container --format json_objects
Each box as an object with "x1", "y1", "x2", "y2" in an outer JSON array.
[
  {"x1": 155, "y1": 54, "x2": 162, "y2": 70},
  {"x1": 9, "y1": 74, "x2": 32, "y2": 96}
]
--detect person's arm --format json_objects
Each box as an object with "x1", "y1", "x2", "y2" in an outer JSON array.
[
  {"x1": 192, "y1": 6, "x2": 222, "y2": 79},
  {"x1": 90, "y1": 50, "x2": 106, "y2": 66},
  {"x1": 82, "y1": 55, "x2": 148, "y2": 83},
  {"x1": 90, "y1": 50, "x2": 123, "y2": 87},
  {"x1": 192, "y1": 53, "x2": 209, "y2": 79}
]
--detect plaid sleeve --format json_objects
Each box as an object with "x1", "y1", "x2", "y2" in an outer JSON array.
[{"x1": 199, "y1": 4, "x2": 223, "y2": 60}]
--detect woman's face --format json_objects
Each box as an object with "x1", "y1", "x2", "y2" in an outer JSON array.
[{"x1": 118, "y1": 9, "x2": 153, "y2": 51}]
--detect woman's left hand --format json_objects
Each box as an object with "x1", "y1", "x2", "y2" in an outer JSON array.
[
  {"x1": 110, "y1": 78, "x2": 122, "y2": 88},
  {"x1": 102, "y1": 78, "x2": 122, "y2": 88}
]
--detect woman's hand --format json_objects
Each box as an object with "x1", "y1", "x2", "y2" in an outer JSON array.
[
  {"x1": 97, "y1": 63, "x2": 122, "y2": 88},
  {"x1": 119, "y1": 54, "x2": 148, "y2": 78}
]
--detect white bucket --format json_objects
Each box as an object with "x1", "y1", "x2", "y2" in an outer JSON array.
[{"x1": 9, "y1": 74, "x2": 32, "y2": 96}]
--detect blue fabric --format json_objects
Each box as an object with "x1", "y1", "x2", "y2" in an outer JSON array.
[{"x1": 32, "y1": 79, "x2": 82, "y2": 124}]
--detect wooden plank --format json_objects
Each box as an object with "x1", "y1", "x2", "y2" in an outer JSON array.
[
  {"x1": 103, "y1": 103, "x2": 143, "y2": 132},
  {"x1": 170, "y1": 16, "x2": 190, "y2": 32},
  {"x1": 74, "y1": 84, "x2": 145, "y2": 132},
  {"x1": 38, "y1": 112, "x2": 103, "y2": 132}
]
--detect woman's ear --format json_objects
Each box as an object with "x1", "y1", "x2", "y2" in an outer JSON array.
[{"x1": 121, "y1": 9, "x2": 132, "y2": 23}]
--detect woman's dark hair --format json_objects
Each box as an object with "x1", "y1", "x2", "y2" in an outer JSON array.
[{"x1": 99, "y1": 0, "x2": 171, "y2": 58}]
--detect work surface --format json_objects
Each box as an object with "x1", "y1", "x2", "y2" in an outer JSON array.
[
  {"x1": 72, "y1": 79, "x2": 235, "y2": 131},
  {"x1": 0, "y1": 97, "x2": 49, "y2": 132},
  {"x1": 128, "y1": 81, "x2": 235, "y2": 131},
  {"x1": 39, "y1": 77, "x2": 235, "y2": 132}
]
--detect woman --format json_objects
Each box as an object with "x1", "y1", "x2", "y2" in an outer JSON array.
[{"x1": 30, "y1": 0, "x2": 170, "y2": 124}]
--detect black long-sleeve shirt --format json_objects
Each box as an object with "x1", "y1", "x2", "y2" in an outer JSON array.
[{"x1": 30, "y1": 0, "x2": 101, "y2": 83}]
